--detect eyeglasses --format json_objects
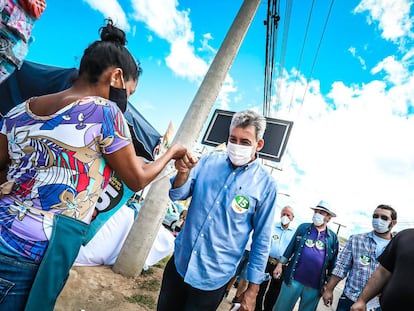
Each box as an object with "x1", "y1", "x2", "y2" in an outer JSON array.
[{"x1": 373, "y1": 214, "x2": 390, "y2": 221}]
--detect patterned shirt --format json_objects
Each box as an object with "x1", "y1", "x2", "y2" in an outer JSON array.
[
  {"x1": 170, "y1": 151, "x2": 277, "y2": 290},
  {"x1": 0, "y1": 96, "x2": 131, "y2": 261},
  {"x1": 332, "y1": 231, "x2": 391, "y2": 302}
]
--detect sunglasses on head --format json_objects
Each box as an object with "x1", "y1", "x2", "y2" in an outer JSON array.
[{"x1": 373, "y1": 214, "x2": 390, "y2": 221}]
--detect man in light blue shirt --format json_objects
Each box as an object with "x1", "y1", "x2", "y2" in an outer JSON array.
[
  {"x1": 157, "y1": 110, "x2": 278, "y2": 311},
  {"x1": 255, "y1": 205, "x2": 296, "y2": 311}
]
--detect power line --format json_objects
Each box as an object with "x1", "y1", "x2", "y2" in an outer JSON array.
[
  {"x1": 263, "y1": 0, "x2": 280, "y2": 117},
  {"x1": 298, "y1": 0, "x2": 336, "y2": 111},
  {"x1": 273, "y1": 0, "x2": 293, "y2": 111},
  {"x1": 262, "y1": 0, "x2": 337, "y2": 120},
  {"x1": 287, "y1": 0, "x2": 315, "y2": 113}
]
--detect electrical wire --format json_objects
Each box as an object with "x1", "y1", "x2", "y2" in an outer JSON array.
[
  {"x1": 263, "y1": 0, "x2": 280, "y2": 117},
  {"x1": 287, "y1": 0, "x2": 315, "y2": 113},
  {"x1": 263, "y1": 0, "x2": 336, "y2": 118},
  {"x1": 273, "y1": 0, "x2": 293, "y2": 112},
  {"x1": 297, "y1": 0, "x2": 336, "y2": 114}
]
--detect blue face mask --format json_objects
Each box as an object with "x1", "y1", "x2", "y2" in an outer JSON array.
[
  {"x1": 372, "y1": 218, "x2": 390, "y2": 234},
  {"x1": 109, "y1": 85, "x2": 128, "y2": 113},
  {"x1": 312, "y1": 212, "x2": 325, "y2": 226}
]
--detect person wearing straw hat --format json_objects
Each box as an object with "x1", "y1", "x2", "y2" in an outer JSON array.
[{"x1": 272, "y1": 200, "x2": 339, "y2": 311}]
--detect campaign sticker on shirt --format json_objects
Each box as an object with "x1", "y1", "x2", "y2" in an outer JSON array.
[
  {"x1": 315, "y1": 240, "x2": 325, "y2": 250},
  {"x1": 359, "y1": 255, "x2": 371, "y2": 266},
  {"x1": 305, "y1": 239, "x2": 315, "y2": 247},
  {"x1": 272, "y1": 234, "x2": 280, "y2": 241},
  {"x1": 231, "y1": 195, "x2": 250, "y2": 214}
]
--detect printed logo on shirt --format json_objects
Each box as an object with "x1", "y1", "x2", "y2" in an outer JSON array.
[
  {"x1": 231, "y1": 195, "x2": 250, "y2": 214},
  {"x1": 272, "y1": 234, "x2": 280, "y2": 241},
  {"x1": 359, "y1": 255, "x2": 371, "y2": 266},
  {"x1": 304, "y1": 239, "x2": 325, "y2": 250},
  {"x1": 315, "y1": 240, "x2": 325, "y2": 250},
  {"x1": 305, "y1": 239, "x2": 315, "y2": 247}
]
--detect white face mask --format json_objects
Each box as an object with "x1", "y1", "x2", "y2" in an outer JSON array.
[
  {"x1": 227, "y1": 142, "x2": 254, "y2": 166},
  {"x1": 372, "y1": 218, "x2": 390, "y2": 234},
  {"x1": 312, "y1": 212, "x2": 325, "y2": 226},
  {"x1": 281, "y1": 215, "x2": 291, "y2": 225}
]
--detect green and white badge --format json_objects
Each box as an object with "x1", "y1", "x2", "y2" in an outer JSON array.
[{"x1": 231, "y1": 195, "x2": 250, "y2": 214}]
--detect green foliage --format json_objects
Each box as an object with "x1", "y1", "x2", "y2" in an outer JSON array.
[
  {"x1": 141, "y1": 267, "x2": 155, "y2": 276},
  {"x1": 125, "y1": 294, "x2": 156, "y2": 309},
  {"x1": 140, "y1": 278, "x2": 160, "y2": 292},
  {"x1": 153, "y1": 255, "x2": 171, "y2": 269}
]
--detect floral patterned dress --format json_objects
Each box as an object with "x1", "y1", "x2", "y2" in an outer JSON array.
[{"x1": 0, "y1": 96, "x2": 131, "y2": 261}]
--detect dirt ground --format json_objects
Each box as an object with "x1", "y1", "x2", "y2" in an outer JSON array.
[
  {"x1": 55, "y1": 264, "x2": 164, "y2": 311},
  {"x1": 55, "y1": 263, "x2": 342, "y2": 311},
  {"x1": 55, "y1": 262, "x2": 234, "y2": 311}
]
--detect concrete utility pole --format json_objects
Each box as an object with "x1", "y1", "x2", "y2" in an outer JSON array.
[{"x1": 113, "y1": 0, "x2": 262, "y2": 277}]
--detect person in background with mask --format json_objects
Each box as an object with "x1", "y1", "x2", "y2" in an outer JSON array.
[
  {"x1": 255, "y1": 205, "x2": 295, "y2": 311},
  {"x1": 272, "y1": 200, "x2": 339, "y2": 311},
  {"x1": 157, "y1": 109, "x2": 278, "y2": 311},
  {"x1": 350, "y1": 228, "x2": 414, "y2": 311},
  {"x1": 322, "y1": 205, "x2": 397, "y2": 311}
]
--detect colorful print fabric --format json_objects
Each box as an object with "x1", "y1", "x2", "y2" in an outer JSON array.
[{"x1": 0, "y1": 96, "x2": 131, "y2": 261}]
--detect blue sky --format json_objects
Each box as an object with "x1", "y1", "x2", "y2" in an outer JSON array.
[{"x1": 25, "y1": 0, "x2": 414, "y2": 237}]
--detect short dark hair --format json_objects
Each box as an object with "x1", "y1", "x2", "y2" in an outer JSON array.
[
  {"x1": 79, "y1": 18, "x2": 142, "y2": 83},
  {"x1": 376, "y1": 204, "x2": 397, "y2": 220}
]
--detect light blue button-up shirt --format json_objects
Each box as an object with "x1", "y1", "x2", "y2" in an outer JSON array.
[
  {"x1": 269, "y1": 222, "x2": 295, "y2": 259},
  {"x1": 169, "y1": 151, "x2": 277, "y2": 290}
]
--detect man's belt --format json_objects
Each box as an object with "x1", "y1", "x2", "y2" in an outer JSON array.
[{"x1": 268, "y1": 256, "x2": 279, "y2": 265}]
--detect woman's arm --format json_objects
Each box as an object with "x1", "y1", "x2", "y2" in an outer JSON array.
[{"x1": 104, "y1": 142, "x2": 188, "y2": 192}]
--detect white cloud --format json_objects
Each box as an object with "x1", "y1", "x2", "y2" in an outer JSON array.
[
  {"x1": 270, "y1": 53, "x2": 414, "y2": 237},
  {"x1": 348, "y1": 47, "x2": 367, "y2": 70},
  {"x1": 129, "y1": 0, "x2": 206, "y2": 79},
  {"x1": 129, "y1": 0, "x2": 238, "y2": 107},
  {"x1": 217, "y1": 75, "x2": 237, "y2": 111},
  {"x1": 130, "y1": 0, "x2": 192, "y2": 41},
  {"x1": 165, "y1": 38, "x2": 209, "y2": 81},
  {"x1": 358, "y1": 56, "x2": 367, "y2": 70},
  {"x1": 354, "y1": 0, "x2": 414, "y2": 44},
  {"x1": 83, "y1": 0, "x2": 129, "y2": 31},
  {"x1": 371, "y1": 55, "x2": 409, "y2": 85},
  {"x1": 198, "y1": 33, "x2": 217, "y2": 54},
  {"x1": 82, "y1": 0, "x2": 240, "y2": 108}
]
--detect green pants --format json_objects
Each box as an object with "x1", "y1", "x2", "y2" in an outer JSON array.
[{"x1": 24, "y1": 213, "x2": 88, "y2": 311}]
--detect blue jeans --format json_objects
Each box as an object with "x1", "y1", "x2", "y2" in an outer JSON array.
[
  {"x1": 273, "y1": 279, "x2": 320, "y2": 311},
  {"x1": 336, "y1": 294, "x2": 354, "y2": 311},
  {"x1": 336, "y1": 294, "x2": 381, "y2": 311},
  {"x1": 0, "y1": 240, "x2": 39, "y2": 311}
]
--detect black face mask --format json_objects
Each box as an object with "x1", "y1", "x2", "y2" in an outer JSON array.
[{"x1": 109, "y1": 85, "x2": 128, "y2": 113}]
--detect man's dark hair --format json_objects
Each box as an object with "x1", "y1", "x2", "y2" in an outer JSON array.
[{"x1": 377, "y1": 204, "x2": 397, "y2": 220}]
